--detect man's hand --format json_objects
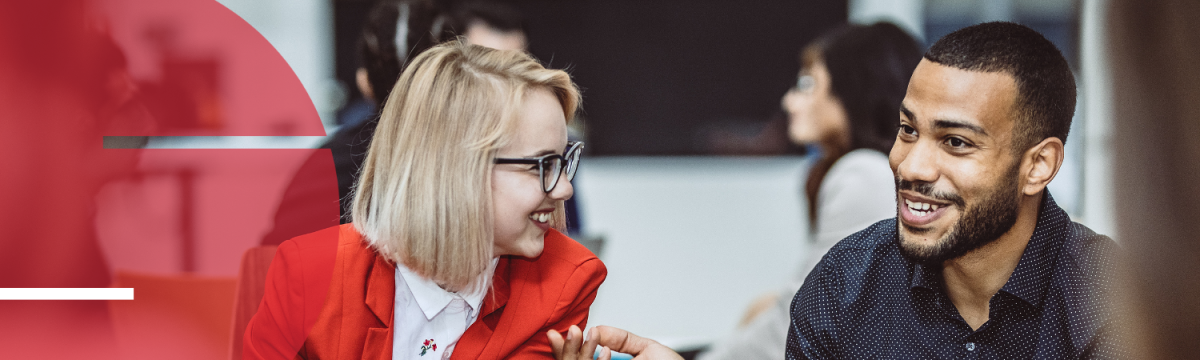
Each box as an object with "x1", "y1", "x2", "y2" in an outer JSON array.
[
  {"x1": 548, "y1": 325, "x2": 605, "y2": 360},
  {"x1": 548, "y1": 325, "x2": 684, "y2": 360}
]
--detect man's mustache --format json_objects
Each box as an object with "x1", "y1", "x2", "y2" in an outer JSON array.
[{"x1": 895, "y1": 178, "x2": 967, "y2": 209}]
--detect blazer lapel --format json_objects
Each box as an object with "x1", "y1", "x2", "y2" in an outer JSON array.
[
  {"x1": 449, "y1": 258, "x2": 512, "y2": 359},
  {"x1": 361, "y1": 255, "x2": 396, "y2": 360}
]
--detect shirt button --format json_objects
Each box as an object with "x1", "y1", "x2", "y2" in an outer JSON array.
[{"x1": 965, "y1": 342, "x2": 977, "y2": 351}]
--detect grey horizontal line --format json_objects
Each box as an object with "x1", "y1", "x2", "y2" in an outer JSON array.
[{"x1": 104, "y1": 136, "x2": 331, "y2": 149}]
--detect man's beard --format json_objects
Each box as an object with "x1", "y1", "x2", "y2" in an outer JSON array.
[{"x1": 896, "y1": 163, "x2": 1022, "y2": 267}]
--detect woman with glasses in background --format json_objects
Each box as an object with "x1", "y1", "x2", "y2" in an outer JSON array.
[
  {"x1": 696, "y1": 22, "x2": 922, "y2": 360},
  {"x1": 244, "y1": 39, "x2": 606, "y2": 360}
]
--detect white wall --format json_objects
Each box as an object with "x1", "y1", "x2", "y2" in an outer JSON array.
[
  {"x1": 1079, "y1": 0, "x2": 1116, "y2": 237},
  {"x1": 850, "y1": 0, "x2": 925, "y2": 39},
  {"x1": 575, "y1": 157, "x2": 811, "y2": 347}
]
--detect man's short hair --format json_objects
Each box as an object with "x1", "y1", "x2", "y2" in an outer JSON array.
[
  {"x1": 453, "y1": 1, "x2": 526, "y2": 34},
  {"x1": 924, "y1": 22, "x2": 1076, "y2": 152}
]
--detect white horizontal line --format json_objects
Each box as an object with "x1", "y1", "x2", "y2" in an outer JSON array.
[{"x1": 0, "y1": 288, "x2": 134, "y2": 300}]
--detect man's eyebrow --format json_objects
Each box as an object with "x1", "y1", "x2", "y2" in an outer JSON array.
[
  {"x1": 900, "y1": 103, "x2": 989, "y2": 136},
  {"x1": 932, "y1": 119, "x2": 989, "y2": 136},
  {"x1": 899, "y1": 104, "x2": 915, "y2": 122}
]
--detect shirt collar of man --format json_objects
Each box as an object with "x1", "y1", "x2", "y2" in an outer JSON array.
[
  {"x1": 910, "y1": 192, "x2": 1067, "y2": 308},
  {"x1": 396, "y1": 258, "x2": 498, "y2": 320}
]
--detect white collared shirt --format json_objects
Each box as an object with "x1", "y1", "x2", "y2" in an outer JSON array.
[{"x1": 392, "y1": 259, "x2": 497, "y2": 360}]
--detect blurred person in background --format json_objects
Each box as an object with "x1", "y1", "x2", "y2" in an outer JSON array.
[
  {"x1": 245, "y1": 39, "x2": 606, "y2": 359},
  {"x1": 453, "y1": 1, "x2": 528, "y2": 52},
  {"x1": 327, "y1": 0, "x2": 456, "y2": 218},
  {"x1": 785, "y1": 22, "x2": 922, "y2": 282},
  {"x1": 698, "y1": 22, "x2": 921, "y2": 360},
  {"x1": 261, "y1": 0, "x2": 452, "y2": 246},
  {"x1": 1106, "y1": 0, "x2": 1200, "y2": 358}
]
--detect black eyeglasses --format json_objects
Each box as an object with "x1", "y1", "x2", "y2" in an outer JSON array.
[{"x1": 494, "y1": 141, "x2": 584, "y2": 193}]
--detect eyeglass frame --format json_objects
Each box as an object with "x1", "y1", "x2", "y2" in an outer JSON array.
[{"x1": 493, "y1": 141, "x2": 584, "y2": 193}]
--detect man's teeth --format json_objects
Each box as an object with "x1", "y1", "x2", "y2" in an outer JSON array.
[
  {"x1": 904, "y1": 199, "x2": 939, "y2": 216},
  {"x1": 529, "y1": 212, "x2": 551, "y2": 223}
]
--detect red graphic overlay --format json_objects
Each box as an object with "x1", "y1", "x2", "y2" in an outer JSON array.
[{"x1": 0, "y1": 0, "x2": 336, "y2": 358}]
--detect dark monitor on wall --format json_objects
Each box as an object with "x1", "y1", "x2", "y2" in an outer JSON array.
[
  {"x1": 516, "y1": 0, "x2": 847, "y2": 155},
  {"x1": 333, "y1": 0, "x2": 848, "y2": 155}
]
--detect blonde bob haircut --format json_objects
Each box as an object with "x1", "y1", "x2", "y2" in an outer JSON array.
[{"x1": 351, "y1": 38, "x2": 580, "y2": 291}]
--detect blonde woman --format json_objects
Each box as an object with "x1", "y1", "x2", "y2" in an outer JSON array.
[{"x1": 244, "y1": 39, "x2": 607, "y2": 360}]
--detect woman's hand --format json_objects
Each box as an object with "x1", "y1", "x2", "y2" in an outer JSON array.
[{"x1": 548, "y1": 325, "x2": 683, "y2": 360}]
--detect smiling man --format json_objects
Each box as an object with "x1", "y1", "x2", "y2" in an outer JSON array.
[{"x1": 785, "y1": 22, "x2": 1124, "y2": 359}]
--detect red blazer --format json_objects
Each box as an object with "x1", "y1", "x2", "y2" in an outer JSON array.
[{"x1": 244, "y1": 224, "x2": 607, "y2": 359}]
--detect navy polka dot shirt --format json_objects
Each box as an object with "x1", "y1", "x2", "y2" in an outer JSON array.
[{"x1": 786, "y1": 193, "x2": 1125, "y2": 359}]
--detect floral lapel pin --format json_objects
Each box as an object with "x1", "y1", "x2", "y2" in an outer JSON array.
[{"x1": 420, "y1": 339, "x2": 437, "y2": 356}]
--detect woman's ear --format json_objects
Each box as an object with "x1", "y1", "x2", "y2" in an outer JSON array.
[{"x1": 1021, "y1": 137, "x2": 1065, "y2": 196}]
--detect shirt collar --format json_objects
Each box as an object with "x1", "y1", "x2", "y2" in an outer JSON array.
[
  {"x1": 909, "y1": 192, "x2": 1069, "y2": 308},
  {"x1": 997, "y1": 192, "x2": 1067, "y2": 307},
  {"x1": 910, "y1": 259, "x2": 938, "y2": 292},
  {"x1": 396, "y1": 258, "x2": 498, "y2": 320}
]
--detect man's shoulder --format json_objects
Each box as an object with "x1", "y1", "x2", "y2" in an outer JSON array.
[
  {"x1": 804, "y1": 218, "x2": 901, "y2": 287},
  {"x1": 1061, "y1": 221, "x2": 1119, "y2": 267},
  {"x1": 1055, "y1": 220, "x2": 1120, "y2": 296},
  {"x1": 1051, "y1": 221, "x2": 1123, "y2": 355},
  {"x1": 788, "y1": 219, "x2": 904, "y2": 358}
]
